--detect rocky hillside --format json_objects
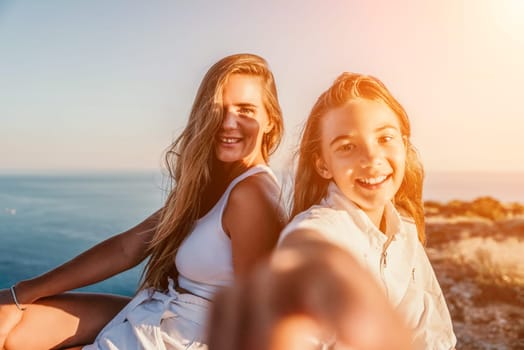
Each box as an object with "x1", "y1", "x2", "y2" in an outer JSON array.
[{"x1": 425, "y1": 197, "x2": 524, "y2": 349}]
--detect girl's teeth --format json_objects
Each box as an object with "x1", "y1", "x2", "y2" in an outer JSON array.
[{"x1": 359, "y1": 175, "x2": 387, "y2": 185}]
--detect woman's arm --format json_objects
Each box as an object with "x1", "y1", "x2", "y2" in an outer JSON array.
[
  {"x1": 0, "y1": 209, "x2": 161, "y2": 348},
  {"x1": 13, "y1": 209, "x2": 162, "y2": 304},
  {"x1": 222, "y1": 173, "x2": 286, "y2": 277}
]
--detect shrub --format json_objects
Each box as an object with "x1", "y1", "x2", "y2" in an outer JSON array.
[{"x1": 470, "y1": 197, "x2": 506, "y2": 221}]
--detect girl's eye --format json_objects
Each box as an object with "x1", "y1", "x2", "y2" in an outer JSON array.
[
  {"x1": 379, "y1": 135, "x2": 394, "y2": 143},
  {"x1": 337, "y1": 143, "x2": 355, "y2": 152}
]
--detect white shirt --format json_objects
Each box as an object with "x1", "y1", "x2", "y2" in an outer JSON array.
[{"x1": 279, "y1": 182, "x2": 456, "y2": 350}]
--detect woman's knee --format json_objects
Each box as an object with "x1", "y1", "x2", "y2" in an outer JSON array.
[{"x1": 4, "y1": 293, "x2": 130, "y2": 350}]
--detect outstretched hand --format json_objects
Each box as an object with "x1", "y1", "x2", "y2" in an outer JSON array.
[
  {"x1": 207, "y1": 239, "x2": 412, "y2": 350},
  {"x1": 0, "y1": 288, "x2": 24, "y2": 349}
]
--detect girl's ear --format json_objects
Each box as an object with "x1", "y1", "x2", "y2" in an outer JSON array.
[{"x1": 314, "y1": 154, "x2": 333, "y2": 180}]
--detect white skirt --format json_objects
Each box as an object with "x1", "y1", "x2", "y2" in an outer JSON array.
[{"x1": 83, "y1": 279, "x2": 210, "y2": 350}]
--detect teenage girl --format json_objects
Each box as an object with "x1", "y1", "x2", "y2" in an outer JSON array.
[{"x1": 278, "y1": 72, "x2": 456, "y2": 349}]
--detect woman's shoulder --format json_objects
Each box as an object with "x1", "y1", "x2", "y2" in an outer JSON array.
[
  {"x1": 222, "y1": 168, "x2": 287, "y2": 242},
  {"x1": 225, "y1": 168, "x2": 285, "y2": 226},
  {"x1": 229, "y1": 170, "x2": 280, "y2": 203}
]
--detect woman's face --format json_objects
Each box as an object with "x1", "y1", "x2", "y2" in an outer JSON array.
[
  {"x1": 315, "y1": 98, "x2": 406, "y2": 222},
  {"x1": 215, "y1": 74, "x2": 271, "y2": 166}
]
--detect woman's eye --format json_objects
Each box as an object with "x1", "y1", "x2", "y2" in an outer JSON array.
[{"x1": 238, "y1": 108, "x2": 254, "y2": 116}]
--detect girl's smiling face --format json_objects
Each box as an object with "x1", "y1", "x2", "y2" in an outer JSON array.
[{"x1": 315, "y1": 98, "x2": 407, "y2": 225}]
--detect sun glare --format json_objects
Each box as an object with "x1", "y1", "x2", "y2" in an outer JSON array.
[{"x1": 489, "y1": 0, "x2": 524, "y2": 43}]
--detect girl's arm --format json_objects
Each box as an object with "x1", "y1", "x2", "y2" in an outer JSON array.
[
  {"x1": 278, "y1": 227, "x2": 327, "y2": 248},
  {"x1": 222, "y1": 173, "x2": 286, "y2": 277},
  {"x1": 208, "y1": 235, "x2": 413, "y2": 350},
  {"x1": 10, "y1": 209, "x2": 161, "y2": 305}
]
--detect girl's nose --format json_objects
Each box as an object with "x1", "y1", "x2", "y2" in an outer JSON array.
[
  {"x1": 222, "y1": 111, "x2": 238, "y2": 130},
  {"x1": 359, "y1": 143, "x2": 383, "y2": 168}
]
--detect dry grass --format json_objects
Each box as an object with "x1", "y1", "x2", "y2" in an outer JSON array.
[
  {"x1": 443, "y1": 237, "x2": 524, "y2": 288},
  {"x1": 426, "y1": 216, "x2": 524, "y2": 349}
]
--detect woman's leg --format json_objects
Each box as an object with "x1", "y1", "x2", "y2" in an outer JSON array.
[{"x1": 5, "y1": 293, "x2": 130, "y2": 350}]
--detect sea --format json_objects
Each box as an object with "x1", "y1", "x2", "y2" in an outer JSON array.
[
  {"x1": 1, "y1": 170, "x2": 523, "y2": 296},
  {"x1": 0, "y1": 171, "x2": 165, "y2": 296}
]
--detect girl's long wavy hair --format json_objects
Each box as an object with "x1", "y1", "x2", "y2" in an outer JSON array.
[
  {"x1": 141, "y1": 53, "x2": 284, "y2": 290},
  {"x1": 291, "y1": 72, "x2": 426, "y2": 243}
]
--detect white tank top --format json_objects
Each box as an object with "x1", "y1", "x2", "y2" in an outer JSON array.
[{"x1": 175, "y1": 164, "x2": 277, "y2": 300}]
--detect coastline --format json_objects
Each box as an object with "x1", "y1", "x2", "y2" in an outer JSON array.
[{"x1": 2, "y1": 172, "x2": 524, "y2": 348}]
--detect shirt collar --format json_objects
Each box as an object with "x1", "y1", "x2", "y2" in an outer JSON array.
[{"x1": 321, "y1": 181, "x2": 402, "y2": 239}]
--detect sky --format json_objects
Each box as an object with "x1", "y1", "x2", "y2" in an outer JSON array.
[{"x1": 1, "y1": 0, "x2": 523, "y2": 173}]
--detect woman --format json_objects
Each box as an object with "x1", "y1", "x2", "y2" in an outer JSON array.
[
  {"x1": 277, "y1": 72, "x2": 456, "y2": 349},
  {"x1": 0, "y1": 53, "x2": 286, "y2": 349}
]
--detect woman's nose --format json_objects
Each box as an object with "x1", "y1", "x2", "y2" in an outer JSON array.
[{"x1": 222, "y1": 111, "x2": 238, "y2": 130}]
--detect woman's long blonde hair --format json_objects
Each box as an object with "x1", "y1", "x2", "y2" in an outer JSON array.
[
  {"x1": 141, "y1": 53, "x2": 284, "y2": 290},
  {"x1": 291, "y1": 72, "x2": 426, "y2": 243}
]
